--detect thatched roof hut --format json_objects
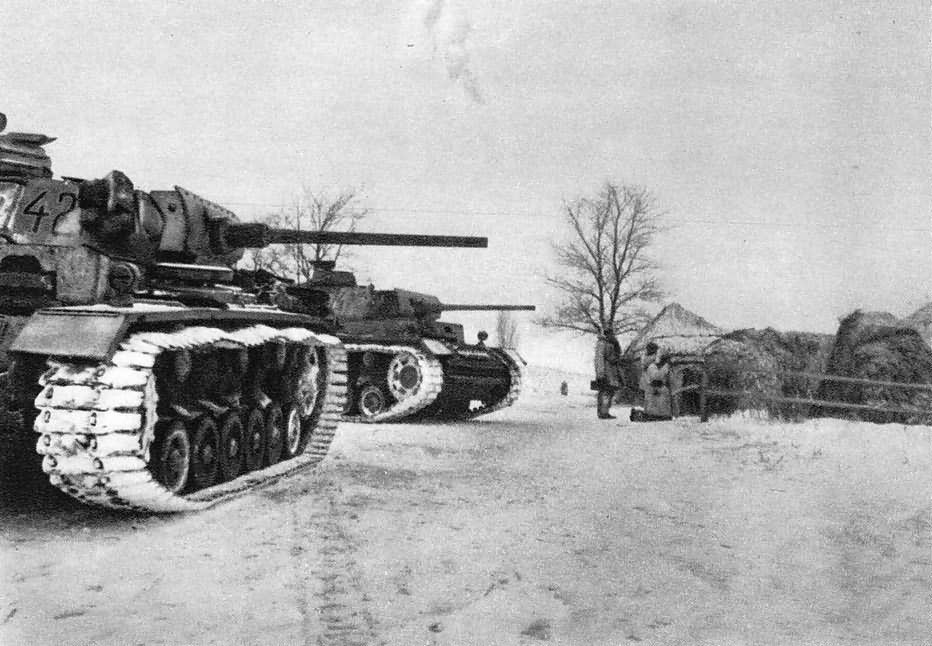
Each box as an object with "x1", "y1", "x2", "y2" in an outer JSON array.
[
  {"x1": 815, "y1": 310, "x2": 932, "y2": 424},
  {"x1": 622, "y1": 302, "x2": 723, "y2": 358},
  {"x1": 617, "y1": 303, "x2": 723, "y2": 406}
]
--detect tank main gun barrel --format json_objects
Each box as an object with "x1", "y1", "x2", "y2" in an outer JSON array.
[
  {"x1": 221, "y1": 222, "x2": 487, "y2": 249},
  {"x1": 437, "y1": 304, "x2": 537, "y2": 311}
]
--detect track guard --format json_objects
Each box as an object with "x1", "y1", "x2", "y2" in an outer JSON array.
[{"x1": 11, "y1": 309, "x2": 129, "y2": 360}]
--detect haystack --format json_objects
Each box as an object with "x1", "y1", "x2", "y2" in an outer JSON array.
[
  {"x1": 703, "y1": 328, "x2": 834, "y2": 417},
  {"x1": 815, "y1": 310, "x2": 932, "y2": 424},
  {"x1": 904, "y1": 302, "x2": 932, "y2": 349}
]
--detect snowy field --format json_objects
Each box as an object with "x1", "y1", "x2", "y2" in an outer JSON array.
[{"x1": 0, "y1": 365, "x2": 929, "y2": 645}]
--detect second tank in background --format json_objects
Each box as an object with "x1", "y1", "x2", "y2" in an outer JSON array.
[{"x1": 297, "y1": 261, "x2": 535, "y2": 422}]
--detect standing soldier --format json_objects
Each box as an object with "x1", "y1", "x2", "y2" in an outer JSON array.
[{"x1": 592, "y1": 328, "x2": 622, "y2": 419}]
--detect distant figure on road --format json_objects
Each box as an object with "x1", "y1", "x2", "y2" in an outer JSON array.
[
  {"x1": 631, "y1": 341, "x2": 673, "y2": 422},
  {"x1": 592, "y1": 328, "x2": 621, "y2": 419},
  {"x1": 560, "y1": 381, "x2": 568, "y2": 396}
]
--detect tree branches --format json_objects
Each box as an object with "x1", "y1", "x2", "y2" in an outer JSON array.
[{"x1": 540, "y1": 182, "x2": 663, "y2": 337}]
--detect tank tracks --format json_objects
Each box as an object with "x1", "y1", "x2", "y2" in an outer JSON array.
[
  {"x1": 341, "y1": 344, "x2": 444, "y2": 423},
  {"x1": 342, "y1": 344, "x2": 524, "y2": 423},
  {"x1": 33, "y1": 324, "x2": 346, "y2": 512},
  {"x1": 455, "y1": 348, "x2": 524, "y2": 420}
]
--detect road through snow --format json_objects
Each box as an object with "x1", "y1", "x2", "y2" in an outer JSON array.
[{"x1": 1, "y1": 368, "x2": 930, "y2": 645}]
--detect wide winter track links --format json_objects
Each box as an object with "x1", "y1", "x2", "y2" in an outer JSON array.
[
  {"x1": 33, "y1": 324, "x2": 347, "y2": 513},
  {"x1": 341, "y1": 344, "x2": 444, "y2": 423},
  {"x1": 341, "y1": 344, "x2": 524, "y2": 423},
  {"x1": 458, "y1": 348, "x2": 524, "y2": 420}
]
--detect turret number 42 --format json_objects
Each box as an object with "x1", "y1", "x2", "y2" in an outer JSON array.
[{"x1": 23, "y1": 190, "x2": 78, "y2": 233}]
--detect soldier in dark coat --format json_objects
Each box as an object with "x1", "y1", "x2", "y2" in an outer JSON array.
[{"x1": 592, "y1": 329, "x2": 622, "y2": 419}]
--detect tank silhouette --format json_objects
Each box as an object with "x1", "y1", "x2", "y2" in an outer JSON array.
[
  {"x1": 296, "y1": 261, "x2": 534, "y2": 422},
  {"x1": 0, "y1": 114, "x2": 485, "y2": 511}
]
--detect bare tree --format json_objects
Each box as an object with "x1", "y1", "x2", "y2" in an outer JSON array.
[
  {"x1": 540, "y1": 182, "x2": 663, "y2": 336},
  {"x1": 496, "y1": 310, "x2": 520, "y2": 349},
  {"x1": 246, "y1": 187, "x2": 367, "y2": 282}
]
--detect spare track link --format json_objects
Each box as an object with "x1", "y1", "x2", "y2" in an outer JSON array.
[
  {"x1": 341, "y1": 344, "x2": 443, "y2": 423},
  {"x1": 33, "y1": 324, "x2": 347, "y2": 513}
]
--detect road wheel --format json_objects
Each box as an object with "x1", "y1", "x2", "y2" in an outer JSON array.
[
  {"x1": 358, "y1": 384, "x2": 387, "y2": 419},
  {"x1": 242, "y1": 408, "x2": 265, "y2": 472},
  {"x1": 218, "y1": 413, "x2": 245, "y2": 481},
  {"x1": 264, "y1": 404, "x2": 284, "y2": 466},
  {"x1": 282, "y1": 405, "x2": 304, "y2": 458},
  {"x1": 189, "y1": 416, "x2": 220, "y2": 491},
  {"x1": 152, "y1": 421, "x2": 190, "y2": 494}
]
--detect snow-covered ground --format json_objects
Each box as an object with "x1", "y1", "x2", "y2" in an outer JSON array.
[{"x1": 0, "y1": 365, "x2": 929, "y2": 645}]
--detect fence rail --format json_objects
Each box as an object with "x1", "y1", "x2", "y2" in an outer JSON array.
[
  {"x1": 731, "y1": 366, "x2": 932, "y2": 392},
  {"x1": 663, "y1": 365, "x2": 932, "y2": 422},
  {"x1": 703, "y1": 389, "x2": 931, "y2": 418}
]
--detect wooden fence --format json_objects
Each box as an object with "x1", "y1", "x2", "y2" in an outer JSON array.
[{"x1": 670, "y1": 366, "x2": 932, "y2": 423}]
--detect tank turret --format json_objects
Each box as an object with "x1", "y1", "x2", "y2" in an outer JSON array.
[
  {"x1": 0, "y1": 115, "x2": 484, "y2": 312},
  {"x1": 305, "y1": 262, "x2": 534, "y2": 328}
]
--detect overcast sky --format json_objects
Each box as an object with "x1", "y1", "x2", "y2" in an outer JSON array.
[{"x1": 3, "y1": 0, "x2": 929, "y2": 373}]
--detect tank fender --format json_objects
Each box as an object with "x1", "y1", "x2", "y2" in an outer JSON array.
[
  {"x1": 10, "y1": 310, "x2": 129, "y2": 360},
  {"x1": 421, "y1": 339, "x2": 453, "y2": 356},
  {"x1": 500, "y1": 348, "x2": 527, "y2": 366}
]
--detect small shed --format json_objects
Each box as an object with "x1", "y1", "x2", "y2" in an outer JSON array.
[{"x1": 617, "y1": 303, "x2": 724, "y2": 414}]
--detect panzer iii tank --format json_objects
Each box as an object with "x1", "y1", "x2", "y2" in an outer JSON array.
[
  {"x1": 0, "y1": 114, "x2": 485, "y2": 512},
  {"x1": 297, "y1": 261, "x2": 534, "y2": 422}
]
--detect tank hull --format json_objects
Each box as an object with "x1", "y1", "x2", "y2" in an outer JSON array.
[{"x1": 339, "y1": 335, "x2": 525, "y2": 423}]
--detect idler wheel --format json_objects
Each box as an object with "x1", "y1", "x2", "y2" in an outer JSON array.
[
  {"x1": 264, "y1": 404, "x2": 284, "y2": 466},
  {"x1": 358, "y1": 383, "x2": 387, "y2": 419},
  {"x1": 282, "y1": 406, "x2": 304, "y2": 458},
  {"x1": 152, "y1": 421, "x2": 191, "y2": 495},
  {"x1": 189, "y1": 416, "x2": 220, "y2": 490},
  {"x1": 218, "y1": 413, "x2": 245, "y2": 481},
  {"x1": 387, "y1": 352, "x2": 422, "y2": 401},
  {"x1": 242, "y1": 408, "x2": 266, "y2": 472}
]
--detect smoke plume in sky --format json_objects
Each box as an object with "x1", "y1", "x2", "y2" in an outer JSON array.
[{"x1": 406, "y1": 0, "x2": 485, "y2": 103}]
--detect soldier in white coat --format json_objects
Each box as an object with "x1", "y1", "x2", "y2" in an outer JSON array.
[{"x1": 633, "y1": 341, "x2": 673, "y2": 421}]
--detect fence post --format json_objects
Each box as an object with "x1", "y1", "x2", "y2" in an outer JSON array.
[
  {"x1": 699, "y1": 368, "x2": 709, "y2": 422},
  {"x1": 671, "y1": 366, "x2": 680, "y2": 419}
]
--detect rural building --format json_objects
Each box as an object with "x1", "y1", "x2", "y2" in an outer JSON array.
[{"x1": 617, "y1": 302, "x2": 723, "y2": 414}]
